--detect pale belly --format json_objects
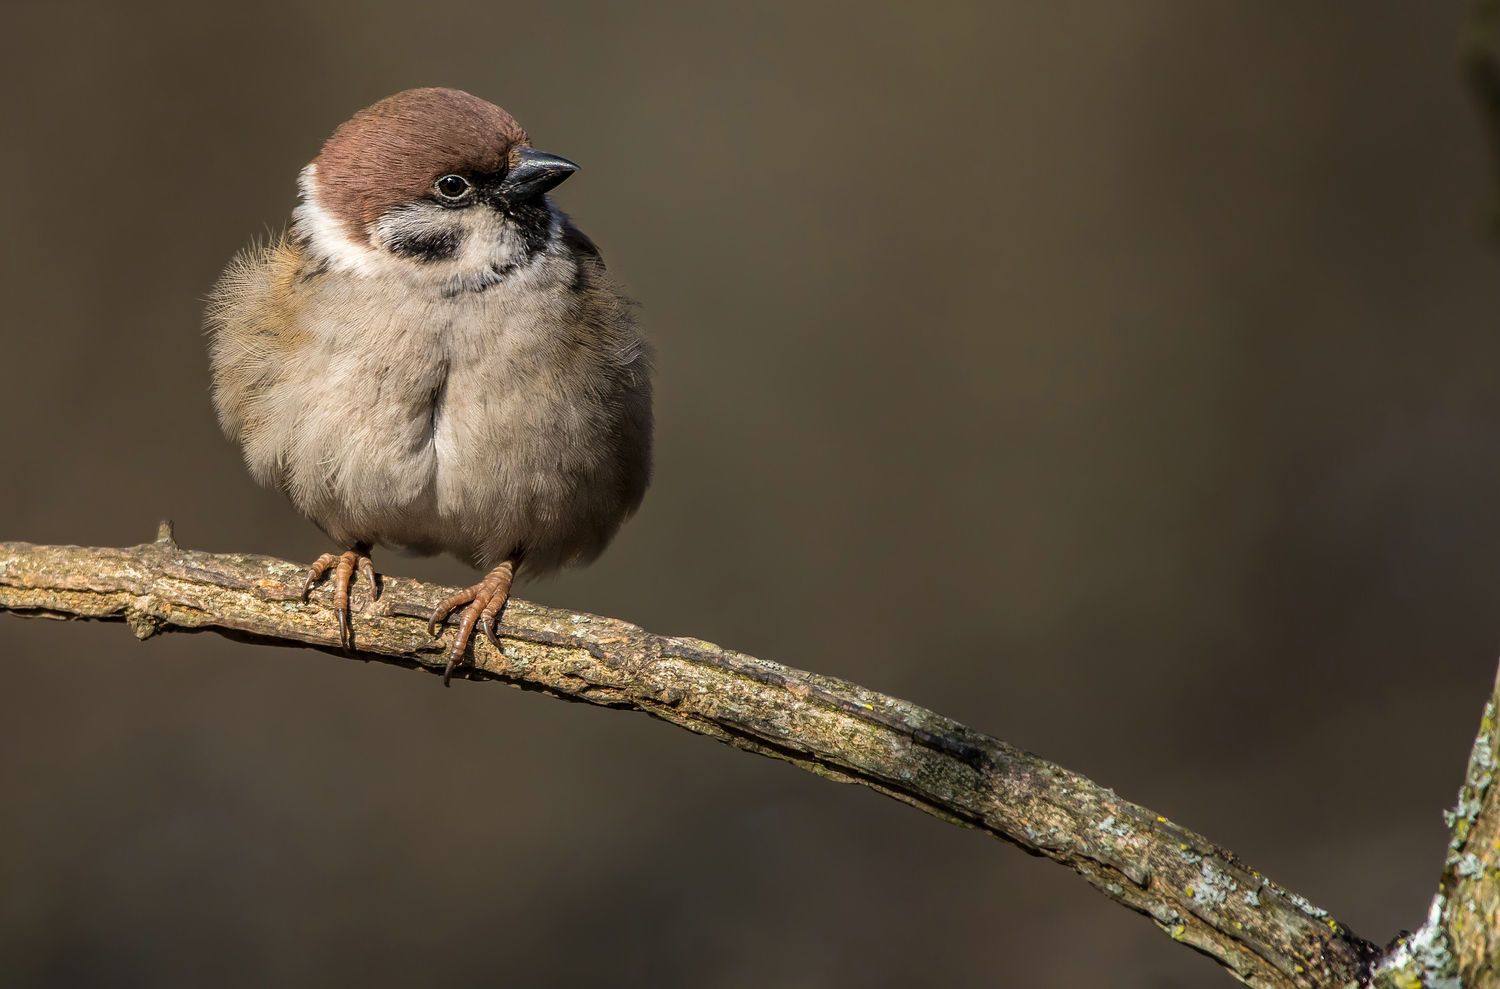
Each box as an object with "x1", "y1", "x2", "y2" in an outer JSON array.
[{"x1": 277, "y1": 307, "x2": 641, "y2": 573}]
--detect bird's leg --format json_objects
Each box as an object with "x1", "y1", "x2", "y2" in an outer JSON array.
[
  {"x1": 428, "y1": 559, "x2": 517, "y2": 686},
  {"x1": 301, "y1": 543, "x2": 378, "y2": 649}
]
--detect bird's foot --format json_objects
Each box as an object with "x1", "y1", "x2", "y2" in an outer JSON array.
[
  {"x1": 428, "y1": 560, "x2": 517, "y2": 686},
  {"x1": 301, "y1": 545, "x2": 378, "y2": 650}
]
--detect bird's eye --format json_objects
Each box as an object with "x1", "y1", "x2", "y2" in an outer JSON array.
[{"x1": 434, "y1": 174, "x2": 472, "y2": 200}]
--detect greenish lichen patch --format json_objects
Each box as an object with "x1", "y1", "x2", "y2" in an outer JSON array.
[
  {"x1": 1447, "y1": 714, "x2": 1496, "y2": 849},
  {"x1": 1096, "y1": 815, "x2": 1131, "y2": 838},
  {"x1": 1022, "y1": 823, "x2": 1066, "y2": 850},
  {"x1": 1472, "y1": 733, "x2": 1496, "y2": 774},
  {"x1": 1148, "y1": 902, "x2": 1181, "y2": 927},
  {"x1": 1198, "y1": 861, "x2": 1237, "y2": 908},
  {"x1": 1287, "y1": 892, "x2": 1329, "y2": 919},
  {"x1": 1373, "y1": 895, "x2": 1462, "y2": 989},
  {"x1": 1454, "y1": 852, "x2": 1485, "y2": 879}
]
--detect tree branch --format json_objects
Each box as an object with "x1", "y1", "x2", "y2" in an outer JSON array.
[
  {"x1": 1371, "y1": 662, "x2": 1500, "y2": 989},
  {"x1": 5, "y1": 523, "x2": 1471, "y2": 988}
]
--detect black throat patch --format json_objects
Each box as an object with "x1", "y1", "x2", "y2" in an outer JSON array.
[
  {"x1": 386, "y1": 225, "x2": 464, "y2": 263},
  {"x1": 501, "y1": 199, "x2": 555, "y2": 260}
]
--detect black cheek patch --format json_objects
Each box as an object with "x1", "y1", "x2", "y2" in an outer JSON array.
[{"x1": 387, "y1": 226, "x2": 464, "y2": 263}]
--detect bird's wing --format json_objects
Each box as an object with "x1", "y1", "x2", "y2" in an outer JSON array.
[{"x1": 204, "y1": 234, "x2": 310, "y2": 485}]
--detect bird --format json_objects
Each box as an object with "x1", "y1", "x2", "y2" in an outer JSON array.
[{"x1": 205, "y1": 88, "x2": 653, "y2": 685}]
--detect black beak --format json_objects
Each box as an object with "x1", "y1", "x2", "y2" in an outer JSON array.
[{"x1": 499, "y1": 148, "x2": 578, "y2": 201}]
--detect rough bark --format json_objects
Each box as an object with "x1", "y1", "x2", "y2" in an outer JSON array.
[
  {"x1": 1, "y1": 525, "x2": 1493, "y2": 987},
  {"x1": 1371, "y1": 664, "x2": 1500, "y2": 989}
]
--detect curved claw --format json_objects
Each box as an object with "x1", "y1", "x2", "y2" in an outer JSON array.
[
  {"x1": 478, "y1": 584, "x2": 509, "y2": 652},
  {"x1": 300, "y1": 546, "x2": 377, "y2": 651},
  {"x1": 441, "y1": 602, "x2": 485, "y2": 686},
  {"x1": 480, "y1": 614, "x2": 502, "y2": 652},
  {"x1": 337, "y1": 606, "x2": 354, "y2": 651},
  {"x1": 301, "y1": 553, "x2": 339, "y2": 602},
  {"x1": 429, "y1": 560, "x2": 517, "y2": 687},
  {"x1": 358, "y1": 556, "x2": 380, "y2": 603}
]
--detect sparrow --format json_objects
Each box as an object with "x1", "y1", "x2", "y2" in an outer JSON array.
[{"x1": 206, "y1": 88, "x2": 653, "y2": 684}]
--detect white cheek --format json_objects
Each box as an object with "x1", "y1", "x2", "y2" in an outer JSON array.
[{"x1": 291, "y1": 164, "x2": 398, "y2": 277}]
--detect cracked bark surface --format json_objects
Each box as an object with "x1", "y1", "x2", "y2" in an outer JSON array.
[{"x1": 3, "y1": 525, "x2": 1495, "y2": 987}]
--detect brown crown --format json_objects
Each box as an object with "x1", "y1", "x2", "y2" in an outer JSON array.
[{"x1": 310, "y1": 88, "x2": 530, "y2": 242}]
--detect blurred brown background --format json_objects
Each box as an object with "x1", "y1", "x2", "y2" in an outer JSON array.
[{"x1": 1, "y1": 2, "x2": 1497, "y2": 986}]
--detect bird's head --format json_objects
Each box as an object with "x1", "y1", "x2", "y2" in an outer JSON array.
[{"x1": 293, "y1": 88, "x2": 578, "y2": 292}]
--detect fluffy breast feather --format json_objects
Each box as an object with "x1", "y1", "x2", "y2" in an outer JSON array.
[{"x1": 204, "y1": 236, "x2": 308, "y2": 488}]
